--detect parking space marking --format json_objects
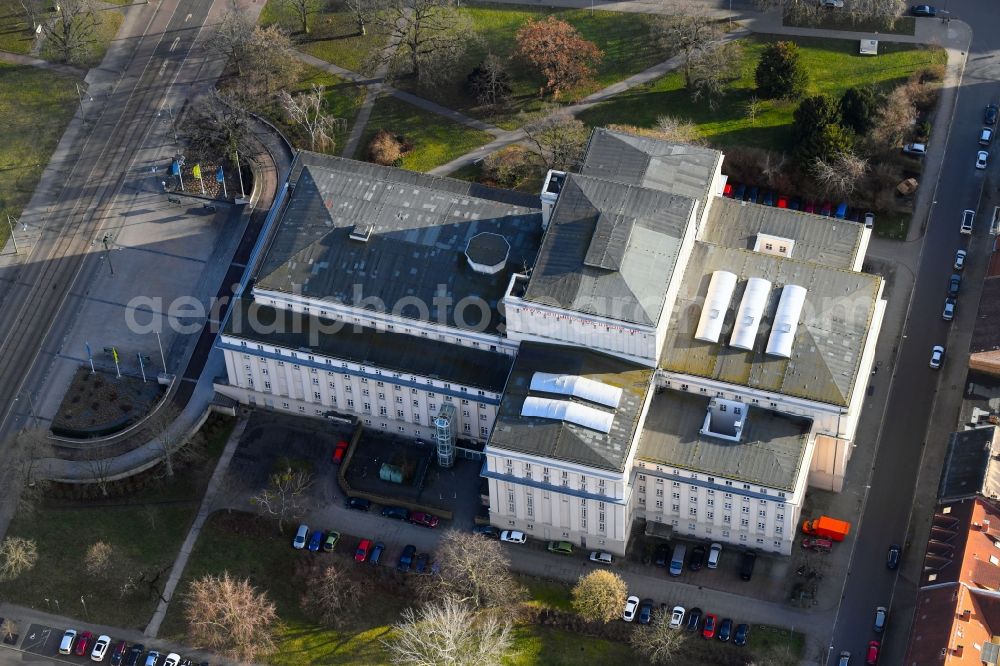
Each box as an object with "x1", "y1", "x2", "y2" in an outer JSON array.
[{"x1": 22, "y1": 625, "x2": 55, "y2": 654}]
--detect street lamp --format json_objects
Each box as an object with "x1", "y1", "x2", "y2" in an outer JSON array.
[{"x1": 15, "y1": 391, "x2": 38, "y2": 428}]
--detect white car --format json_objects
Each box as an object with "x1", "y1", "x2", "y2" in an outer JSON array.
[
  {"x1": 144, "y1": 652, "x2": 159, "y2": 666},
  {"x1": 943, "y1": 298, "x2": 955, "y2": 321},
  {"x1": 90, "y1": 635, "x2": 111, "y2": 662},
  {"x1": 977, "y1": 150, "x2": 989, "y2": 170},
  {"x1": 500, "y1": 530, "x2": 526, "y2": 544},
  {"x1": 588, "y1": 551, "x2": 613, "y2": 564},
  {"x1": 59, "y1": 629, "x2": 77, "y2": 655},
  {"x1": 930, "y1": 345, "x2": 945, "y2": 369},
  {"x1": 669, "y1": 606, "x2": 686, "y2": 629},
  {"x1": 903, "y1": 142, "x2": 927, "y2": 155},
  {"x1": 863, "y1": 212, "x2": 875, "y2": 229},
  {"x1": 162, "y1": 654, "x2": 180, "y2": 666},
  {"x1": 707, "y1": 542, "x2": 723, "y2": 569},
  {"x1": 954, "y1": 249, "x2": 967, "y2": 270},
  {"x1": 623, "y1": 595, "x2": 640, "y2": 622},
  {"x1": 292, "y1": 523, "x2": 309, "y2": 549},
  {"x1": 821, "y1": 0, "x2": 844, "y2": 6}
]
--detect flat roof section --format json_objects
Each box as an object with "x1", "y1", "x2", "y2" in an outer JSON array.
[
  {"x1": 659, "y1": 242, "x2": 882, "y2": 407},
  {"x1": 636, "y1": 390, "x2": 811, "y2": 492},
  {"x1": 489, "y1": 342, "x2": 654, "y2": 473},
  {"x1": 255, "y1": 152, "x2": 543, "y2": 335},
  {"x1": 938, "y1": 426, "x2": 1000, "y2": 501},
  {"x1": 700, "y1": 197, "x2": 864, "y2": 271},
  {"x1": 223, "y1": 299, "x2": 515, "y2": 393}
]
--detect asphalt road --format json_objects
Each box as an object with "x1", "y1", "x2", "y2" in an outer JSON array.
[
  {"x1": 0, "y1": 0, "x2": 216, "y2": 438},
  {"x1": 829, "y1": 4, "x2": 1000, "y2": 662}
]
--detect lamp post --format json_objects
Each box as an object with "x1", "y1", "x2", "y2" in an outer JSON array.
[
  {"x1": 74, "y1": 83, "x2": 92, "y2": 122},
  {"x1": 15, "y1": 391, "x2": 38, "y2": 428}
]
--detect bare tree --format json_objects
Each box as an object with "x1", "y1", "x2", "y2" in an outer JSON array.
[
  {"x1": 848, "y1": 0, "x2": 907, "y2": 29},
  {"x1": 654, "y1": 5, "x2": 723, "y2": 90},
  {"x1": 522, "y1": 110, "x2": 589, "y2": 172},
  {"x1": 86, "y1": 456, "x2": 115, "y2": 497},
  {"x1": 299, "y1": 563, "x2": 362, "y2": 626},
  {"x1": 654, "y1": 116, "x2": 701, "y2": 144},
  {"x1": 250, "y1": 466, "x2": 314, "y2": 534},
  {"x1": 145, "y1": 405, "x2": 184, "y2": 478},
  {"x1": 212, "y1": 8, "x2": 300, "y2": 98},
  {"x1": 369, "y1": 0, "x2": 473, "y2": 85},
  {"x1": 211, "y1": 8, "x2": 257, "y2": 78},
  {"x1": 344, "y1": 0, "x2": 377, "y2": 36},
  {"x1": 184, "y1": 572, "x2": 278, "y2": 661},
  {"x1": 181, "y1": 90, "x2": 257, "y2": 163},
  {"x1": 1, "y1": 618, "x2": 18, "y2": 643},
  {"x1": 18, "y1": 0, "x2": 43, "y2": 32},
  {"x1": 467, "y1": 54, "x2": 513, "y2": 109},
  {"x1": 279, "y1": 85, "x2": 343, "y2": 152},
  {"x1": 84, "y1": 541, "x2": 115, "y2": 578},
  {"x1": 571, "y1": 570, "x2": 628, "y2": 624},
  {"x1": 746, "y1": 95, "x2": 762, "y2": 126},
  {"x1": 0, "y1": 537, "x2": 38, "y2": 582},
  {"x1": 280, "y1": 0, "x2": 321, "y2": 35},
  {"x1": 1, "y1": 428, "x2": 52, "y2": 519},
  {"x1": 629, "y1": 610, "x2": 689, "y2": 664},
  {"x1": 870, "y1": 85, "x2": 917, "y2": 150},
  {"x1": 383, "y1": 598, "x2": 512, "y2": 666},
  {"x1": 417, "y1": 530, "x2": 525, "y2": 609},
  {"x1": 812, "y1": 151, "x2": 869, "y2": 198},
  {"x1": 688, "y1": 40, "x2": 742, "y2": 107},
  {"x1": 42, "y1": 0, "x2": 99, "y2": 64}
]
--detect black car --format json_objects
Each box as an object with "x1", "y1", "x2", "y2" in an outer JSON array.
[
  {"x1": 370, "y1": 542, "x2": 385, "y2": 566},
  {"x1": 125, "y1": 646, "x2": 144, "y2": 666},
  {"x1": 909, "y1": 4, "x2": 937, "y2": 16},
  {"x1": 345, "y1": 497, "x2": 371, "y2": 511},
  {"x1": 949, "y1": 273, "x2": 961, "y2": 298},
  {"x1": 472, "y1": 525, "x2": 499, "y2": 539},
  {"x1": 688, "y1": 545, "x2": 706, "y2": 571},
  {"x1": 734, "y1": 623, "x2": 750, "y2": 646},
  {"x1": 718, "y1": 618, "x2": 734, "y2": 642},
  {"x1": 109, "y1": 642, "x2": 128, "y2": 666},
  {"x1": 887, "y1": 544, "x2": 902, "y2": 570},
  {"x1": 740, "y1": 550, "x2": 757, "y2": 581},
  {"x1": 414, "y1": 552, "x2": 430, "y2": 574},
  {"x1": 685, "y1": 607, "x2": 703, "y2": 631},
  {"x1": 397, "y1": 544, "x2": 417, "y2": 573},
  {"x1": 653, "y1": 543, "x2": 670, "y2": 567},
  {"x1": 381, "y1": 506, "x2": 410, "y2": 521},
  {"x1": 637, "y1": 598, "x2": 655, "y2": 625},
  {"x1": 987, "y1": 104, "x2": 999, "y2": 126}
]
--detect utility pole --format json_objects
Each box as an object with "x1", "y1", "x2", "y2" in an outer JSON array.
[
  {"x1": 102, "y1": 233, "x2": 115, "y2": 275},
  {"x1": 75, "y1": 83, "x2": 91, "y2": 122},
  {"x1": 6, "y1": 215, "x2": 18, "y2": 254}
]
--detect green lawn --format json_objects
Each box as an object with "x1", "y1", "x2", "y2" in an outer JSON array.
[
  {"x1": 506, "y1": 625, "x2": 636, "y2": 666},
  {"x1": 0, "y1": 63, "x2": 81, "y2": 251},
  {"x1": 579, "y1": 35, "x2": 946, "y2": 151},
  {"x1": 0, "y1": 0, "x2": 35, "y2": 54},
  {"x1": 259, "y1": 1, "x2": 383, "y2": 73},
  {"x1": 356, "y1": 94, "x2": 493, "y2": 172}
]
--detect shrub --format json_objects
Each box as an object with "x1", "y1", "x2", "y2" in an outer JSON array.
[
  {"x1": 367, "y1": 130, "x2": 404, "y2": 166},
  {"x1": 481, "y1": 147, "x2": 532, "y2": 188}
]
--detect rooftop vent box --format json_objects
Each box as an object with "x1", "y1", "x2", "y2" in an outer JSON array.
[
  {"x1": 700, "y1": 397, "x2": 746, "y2": 442},
  {"x1": 753, "y1": 233, "x2": 795, "y2": 258},
  {"x1": 465, "y1": 232, "x2": 510, "y2": 275},
  {"x1": 349, "y1": 224, "x2": 373, "y2": 242}
]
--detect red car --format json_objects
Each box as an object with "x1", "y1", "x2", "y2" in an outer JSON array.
[
  {"x1": 332, "y1": 440, "x2": 349, "y2": 464},
  {"x1": 74, "y1": 631, "x2": 93, "y2": 657},
  {"x1": 801, "y1": 537, "x2": 833, "y2": 552},
  {"x1": 409, "y1": 512, "x2": 440, "y2": 528},
  {"x1": 804, "y1": 201, "x2": 816, "y2": 214},
  {"x1": 776, "y1": 195, "x2": 788, "y2": 208},
  {"x1": 355, "y1": 538, "x2": 373, "y2": 562},
  {"x1": 866, "y1": 640, "x2": 880, "y2": 665},
  {"x1": 723, "y1": 182, "x2": 734, "y2": 198},
  {"x1": 702, "y1": 614, "x2": 718, "y2": 639}
]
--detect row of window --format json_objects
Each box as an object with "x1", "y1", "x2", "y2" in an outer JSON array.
[
  {"x1": 502, "y1": 459, "x2": 610, "y2": 494},
  {"x1": 635, "y1": 469, "x2": 787, "y2": 500},
  {"x1": 659, "y1": 518, "x2": 784, "y2": 549}
]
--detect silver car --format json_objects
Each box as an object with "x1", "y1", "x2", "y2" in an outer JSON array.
[
  {"x1": 976, "y1": 150, "x2": 989, "y2": 170},
  {"x1": 930, "y1": 345, "x2": 945, "y2": 369}
]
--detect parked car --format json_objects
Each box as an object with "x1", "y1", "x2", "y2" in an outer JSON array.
[
  {"x1": 688, "y1": 545, "x2": 706, "y2": 571},
  {"x1": 163, "y1": 654, "x2": 180, "y2": 666},
  {"x1": 623, "y1": 595, "x2": 640, "y2": 622},
  {"x1": 949, "y1": 273, "x2": 962, "y2": 297},
  {"x1": 144, "y1": 651, "x2": 160, "y2": 666},
  {"x1": 821, "y1": 0, "x2": 844, "y2": 7},
  {"x1": 835, "y1": 202, "x2": 848, "y2": 219},
  {"x1": 75, "y1": 632, "x2": 94, "y2": 657},
  {"x1": 961, "y1": 209, "x2": 975, "y2": 235},
  {"x1": 804, "y1": 201, "x2": 816, "y2": 214},
  {"x1": 472, "y1": 525, "x2": 500, "y2": 539},
  {"x1": 669, "y1": 606, "x2": 685, "y2": 629},
  {"x1": 976, "y1": 150, "x2": 989, "y2": 170},
  {"x1": 332, "y1": 440, "x2": 349, "y2": 464},
  {"x1": 345, "y1": 497, "x2": 371, "y2": 511},
  {"x1": 777, "y1": 195, "x2": 789, "y2": 208},
  {"x1": 125, "y1": 645, "x2": 144, "y2": 666},
  {"x1": 292, "y1": 524, "x2": 309, "y2": 550},
  {"x1": 500, "y1": 530, "x2": 526, "y2": 544},
  {"x1": 707, "y1": 542, "x2": 722, "y2": 569},
  {"x1": 653, "y1": 543, "x2": 670, "y2": 567},
  {"x1": 723, "y1": 182, "x2": 734, "y2": 198},
  {"x1": 637, "y1": 599, "x2": 655, "y2": 625},
  {"x1": 873, "y1": 606, "x2": 888, "y2": 633},
  {"x1": 307, "y1": 530, "x2": 324, "y2": 552},
  {"x1": 930, "y1": 345, "x2": 946, "y2": 369},
  {"x1": 864, "y1": 212, "x2": 875, "y2": 229},
  {"x1": 839, "y1": 651, "x2": 852, "y2": 666},
  {"x1": 323, "y1": 531, "x2": 340, "y2": 552},
  {"x1": 789, "y1": 198, "x2": 802, "y2": 210},
  {"x1": 802, "y1": 537, "x2": 833, "y2": 552},
  {"x1": 589, "y1": 551, "x2": 613, "y2": 564},
  {"x1": 109, "y1": 641, "x2": 128, "y2": 666},
  {"x1": 866, "y1": 640, "x2": 880, "y2": 665},
  {"x1": 397, "y1": 544, "x2": 417, "y2": 573},
  {"x1": 910, "y1": 4, "x2": 936, "y2": 15},
  {"x1": 686, "y1": 608, "x2": 703, "y2": 631},
  {"x1": 91, "y1": 635, "x2": 111, "y2": 662},
  {"x1": 820, "y1": 201, "x2": 833, "y2": 216},
  {"x1": 981, "y1": 128, "x2": 994, "y2": 146},
  {"x1": 988, "y1": 104, "x2": 1000, "y2": 126},
  {"x1": 547, "y1": 541, "x2": 573, "y2": 555},
  {"x1": 748, "y1": 186, "x2": 759, "y2": 203},
  {"x1": 381, "y1": 506, "x2": 410, "y2": 521},
  {"x1": 702, "y1": 614, "x2": 718, "y2": 639},
  {"x1": 59, "y1": 630, "x2": 77, "y2": 655},
  {"x1": 887, "y1": 544, "x2": 902, "y2": 570},
  {"x1": 718, "y1": 618, "x2": 734, "y2": 642},
  {"x1": 903, "y1": 142, "x2": 927, "y2": 155},
  {"x1": 954, "y1": 249, "x2": 967, "y2": 270},
  {"x1": 734, "y1": 183, "x2": 746, "y2": 200},
  {"x1": 734, "y1": 623, "x2": 750, "y2": 646},
  {"x1": 354, "y1": 538, "x2": 373, "y2": 563},
  {"x1": 762, "y1": 191, "x2": 774, "y2": 206},
  {"x1": 740, "y1": 550, "x2": 757, "y2": 581},
  {"x1": 942, "y1": 298, "x2": 956, "y2": 322},
  {"x1": 369, "y1": 542, "x2": 385, "y2": 566},
  {"x1": 414, "y1": 552, "x2": 430, "y2": 574},
  {"x1": 409, "y1": 512, "x2": 439, "y2": 528}
]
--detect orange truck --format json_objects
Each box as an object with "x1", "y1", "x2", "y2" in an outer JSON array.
[{"x1": 801, "y1": 516, "x2": 850, "y2": 542}]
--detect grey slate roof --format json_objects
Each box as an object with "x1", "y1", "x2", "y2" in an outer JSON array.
[
  {"x1": 523, "y1": 174, "x2": 695, "y2": 326},
  {"x1": 488, "y1": 342, "x2": 654, "y2": 472},
  {"x1": 700, "y1": 196, "x2": 865, "y2": 270},
  {"x1": 255, "y1": 153, "x2": 543, "y2": 335},
  {"x1": 659, "y1": 242, "x2": 882, "y2": 406},
  {"x1": 939, "y1": 426, "x2": 1000, "y2": 501},
  {"x1": 579, "y1": 127, "x2": 723, "y2": 215},
  {"x1": 637, "y1": 390, "x2": 811, "y2": 492},
  {"x1": 223, "y1": 299, "x2": 514, "y2": 392}
]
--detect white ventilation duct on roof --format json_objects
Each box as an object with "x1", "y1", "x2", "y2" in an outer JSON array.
[
  {"x1": 766, "y1": 284, "x2": 807, "y2": 359},
  {"x1": 729, "y1": 277, "x2": 771, "y2": 351},
  {"x1": 521, "y1": 397, "x2": 614, "y2": 434},
  {"x1": 530, "y1": 373, "x2": 622, "y2": 408},
  {"x1": 695, "y1": 270, "x2": 737, "y2": 343}
]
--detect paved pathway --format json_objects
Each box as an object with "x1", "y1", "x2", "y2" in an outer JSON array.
[{"x1": 0, "y1": 49, "x2": 87, "y2": 77}]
